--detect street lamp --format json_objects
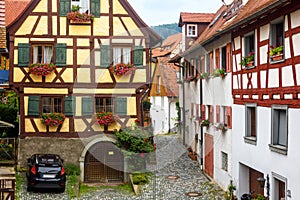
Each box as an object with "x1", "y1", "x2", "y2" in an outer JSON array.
[{"x1": 257, "y1": 175, "x2": 270, "y2": 198}]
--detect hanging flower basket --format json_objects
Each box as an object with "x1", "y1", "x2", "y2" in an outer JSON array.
[
  {"x1": 66, "y1": 12, "x2": 94, "y2": 23},
  {"x1": 28, "y1": 63, "x2": 56, "y2": 76},
  {"x1": 41, "y1": 112, "x2": 65, "y2": 127},
  {"x1": 110, "y1": 63, "x2": 136, "y2": 76}
]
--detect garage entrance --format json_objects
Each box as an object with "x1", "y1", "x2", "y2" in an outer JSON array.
[{"x1": 84, "y1": 142, "x2": 124, "y2": 183}]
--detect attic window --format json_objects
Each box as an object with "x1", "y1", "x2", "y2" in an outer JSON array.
[{"x1": 187, "y1": 25, "x2": 197, "y2": 37}]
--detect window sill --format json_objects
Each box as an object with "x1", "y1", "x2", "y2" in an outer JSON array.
[
  {"x1": 269, "y1": 144, "x2": 287, "y2": 155},
  {"x1": 244, "y1": 65, "x2": 256, "y2": 70},
  {"x1": 270, "y1": 58, "x2": 285, "y2": 64},
  {"x1": 244, "y1": 136, "x2": 257, "y2": 145},
  {"x1": 69, "y1": 20, "x2": 92, "y2": 25}
]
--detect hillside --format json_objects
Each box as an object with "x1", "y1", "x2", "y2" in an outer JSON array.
[{"x1": 151, "y1": 23, "x2": 181, "y2": 39}]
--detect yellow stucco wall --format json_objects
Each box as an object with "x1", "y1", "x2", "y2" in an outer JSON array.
[
  {"x1": 57, "y1": 38, "x2": 73, "y2": 46},
  {"x1": 34, "y1": 16, "x2": 48, "y2": 35},
  {"x1": 13, "y1": 68, "x2": 24, "y2": 82},
  {"x1": 133, "y1": 69, "x2": 146, "y2": 82},
  {"x1": 24, "y1": 88, "x2": 68, "y2": 94},
  {"x1": 77, "y1": 39, "x2": 90, "y2": 47},
  {"x1": 14, "y1": 38, "x2": 29, "y2": 47},
  {"x1": 15, "y1": 16, "x2": 38, "y2": 35},
  {"x1": 127, "y1": 97, "x2": 136, "y2": 115},
  {"x1": 69, "y1": 26, "x2": 91, "y2": 36},
  {"x1": 77, "y1": 68, "x2": 91, "y2": 83},
  {"x1": 75, "y1": 97, "x2": 82, "y2": 116},
  {"x1": 33, "y1": 0, "x2": 47, "y2": 12},
  {"x1": 73, "y1": 88, "x2": 135, "y2": 94},
  {"x1": 67, "y1": 49, "x2": 74, "y2": 65},
  {"x1": 52, "y1": 16, "x2": 57, "y2": 35},
  {"x1": 95, "y1": 69, "x2": 113, "y2": 83},
  {"x1": 52, "y1": 0, "x2": 57, "y2": 12},
  {"x1": 77, "y1": 50, "x2": 90, "y2": 65},
  {"x1": 122, "y1": 17, "x2": 144, "y2": 36},
  {"x1": 100, "y1": 0, "x2": 109, "y2": 13},
  {"x1": 60, "y1": 18, "x2": 66, "y2": 35},
  {"x1": 113, "y1": 17, "x2": 128, "y2": 36},
  {"x1": 93, "y1": 17, "x2": 109, "y2": 36},
  {"x1": 60, "y1": 68, "x2": 74, "y2": 83},
  {"x1": 113, "y1": 0, "x2": 128, "y2": 14}
]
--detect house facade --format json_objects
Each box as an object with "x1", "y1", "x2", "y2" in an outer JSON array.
[
  {"x1": 150, "y1": 33, "x2": 181, "y2": 134},
  {"x1": 230, "y1": 0, "x2": 300, "y2": 198},
  {"x1": 7, "y1": 0, "x2": 159, "y2": 183}
]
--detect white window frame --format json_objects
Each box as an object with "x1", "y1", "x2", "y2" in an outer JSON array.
[
  {"x1": 272, "y1": 172, "x2": 287, "y2": 200},
  {"x1": 71, "y1": 0, "x2": 89, "y2": 13},
  {"x1": 269, "y1": 105, "x2": 288, "y2": 155},
  {"x1": 245, "y1": 103, "x2": 257, "y2": 142},
  {"x1": 187, "y1": 24, "x2": 197, "y2": 37},
  {"x1": 221, "y1": 151, "x2": 228, "y2": 172}
]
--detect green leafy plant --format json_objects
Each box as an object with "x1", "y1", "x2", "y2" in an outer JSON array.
[
  {"x1": 213, "y1": 68, "x2": 226, "y2": 77},
  {"x1": 142, "y1": 101, "x2": 151, "y2": 111},
  {"x1": 240, "y1": 52, "x2": 254, "y2": 67},
  {"x1": 200, "y1": 119, "x2": 210, "y2": 127},
  {"x1": 71, "y1": 5, "x2": 80, "y2": 12},
  {"x1": 252, "y1": 194, "x2": 266, "y2": 200},
  {"x1": 214, "y1": 122, "x2": 227, "y2": 132},
  {"x1": 269, "y1": 45, "x2": 283, "y2": 56},
  {"x1": 224, "y1": 180, "x2": 236, "y2": 200},
  {"x1": 132, "y1": 173, "x2": 149, "y2": 185},
  {"x1": 28, "y1": 63, "x2": 56, "y2": 76},
  {"x1": 41, "y1": 112, "x2": 65, "y2": 127},
  {"x1": 65, "y1": 162, "x2": 80, "y2": 176},
  {"x1": 199, "y1": 72, "x2": 210, "y2": 79}
]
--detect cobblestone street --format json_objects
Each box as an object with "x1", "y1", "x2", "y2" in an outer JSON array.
[{"x1": 18, "y1": 134, "x2": 225, "y2": 200}]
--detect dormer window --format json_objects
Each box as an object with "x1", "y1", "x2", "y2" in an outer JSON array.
[{"x1": 187, "y1": 25, "x2": 197, "y2": 37}]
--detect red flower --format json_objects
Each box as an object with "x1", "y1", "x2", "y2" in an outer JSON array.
[
  {"x1": 95, "y1": 111, "x2": 117, "y2": 126},
  {"x1": 111, "y1": 63, "x2": 136, "y2": 76}
]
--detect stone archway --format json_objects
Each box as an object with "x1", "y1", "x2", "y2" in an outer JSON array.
[{"x1": 79, "y1": 136, "x2": 124, "y2": 183}]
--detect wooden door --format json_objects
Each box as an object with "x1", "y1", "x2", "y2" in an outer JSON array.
[
  {"x1": 84, "y1": 142, "x2": 124, "y2": 183},
  {"x1": 249, "y1": 168, "x2": 264, "y2": 196},
  {"x1": 204, "y1": 133, "x2": 214, "y2": 178}
]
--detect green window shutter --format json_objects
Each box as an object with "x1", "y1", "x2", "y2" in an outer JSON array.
[
  {"x1": 115, "y1": 97, "x2": 127, "y2": 115},
  {"x1": 64, "y1": 96, "x2": 76, "y2": 116},
  {"x1": 90, "y1": 0, "x2": 100, "y2": 17},
  {"x1": 28, "y1": 96, "x2": 40, "y2": 116},
  {"x1": 134, "y1": 46, "x2": 144, "y2": 67},
  {"x1": 100, "y1": 45, "x2": 111, "y2": 68},
  {"x1": 60, "y1": 0, "x2": 70, "y2": 16},
  {"x1": 55, "y1": 43, "x2": 67, "y2": 66},
  {"x1": 18, "y1": 43, "x2": 30, "y2": 66},
  {"x1": 82, "y1": 97, "x2": 93, "y2": 116}
]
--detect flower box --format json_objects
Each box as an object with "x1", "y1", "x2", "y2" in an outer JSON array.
[
  {"x1": 270, "y1": 54, "x2": 284, "y2": 62},
  {"x1": 41, "y1": 113, "x2": 65, "y2": 127},
  {"x1": 110, "y1": 63, "x2": 136, "y2": 76},
  {"x1": 66, "y1": 12, "x2": 94, "y2": 23},
  {"x1": 95, "y1": 111, "x2": 117, "y2": 126},
  {"x1": 28, "y1": 63, "x2": 56, "y2": 76}
]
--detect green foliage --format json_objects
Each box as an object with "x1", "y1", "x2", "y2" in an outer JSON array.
[
  {"x1": 71, "y1": 5, "x2": 80, "y2": 12},
  {"x1": 6, "y1": 91, "x2": 19, "y2": 108},
  {"x1": 65, "y1": 162, "x2": 80, "y2": 176},
  {"x1": 0, "y1": 104, "x2": 18, "y2": 137},
  {"x1": 132, "y1": 173, "x2": 149, "y2": 185},
  {"x1": 213, "y1": 68, "x2": 226, "y2": 77},
  {"x1": 0, "y1": 143, "x2": 13, "y2": 160},
  {"x1": 15, "y1": 173, "x2": 22, "y2": 200},
  {"x1": 224, "y1": 180, "x2": 236, "y2": 200},
  {"x1": 270, "y1": 45, "x2": 283, "y2": 56},
  {"x1": 252, "y1": 194, "x2": 266, "y2": 200},
  {"x1": 142, "y1": 101, "x2": 151, "y2": 111},
  {"x1": 200, "y1": 119, "x2": 210, "y2": 127},
  {"x1": 66, "y1": 174, "x2": 79, "y2": 198},
  {"x1": 240, "y1": 52, "x2": 255, "y2": 67},
  {"x1": 200, "y1": 72, "x2": 210, "y2": 79}
]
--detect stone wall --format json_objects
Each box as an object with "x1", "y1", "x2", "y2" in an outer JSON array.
[{"x1": 18, "y1": 137, "x2": 85, "y2": 168}]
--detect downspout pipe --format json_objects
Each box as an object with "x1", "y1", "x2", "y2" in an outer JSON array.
[{"x1": 199, "y1": 74, "x2": 204, "y2": 169}]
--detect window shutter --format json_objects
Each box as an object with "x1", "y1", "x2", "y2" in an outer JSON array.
[
  {"x1": 216, "y1": 105, "x2": 220, "y2": 123},
  {"x1": 64, "y1": 96, "x2": 76, "y2": 116},
  {"x1": 215, "y1": 48, "x2": 220, "y2": 69},
  {"x1": 196, "y1": 104, "x2": 199, "y2": 117},
  {"x1": 226, "y1": 43, "x2": 232, "y2": 72},
  {"x1": 134, "y1": 46, "x2": 143, "y2": 67},
  {"x1": 115, "y1": 97, "x2": 127, "y2": 115},
  {"x1": 82, "y1": 97, "x2": 93, "y2": 116},
  {"x1": 55, "y1": 43, "x2": 67, "y2": 66},
  {"x1": 226, "y1": 106, "x2": 232, "y2": 129},
  {"x1": 209, "y1": 52, "x2": 214, "y2": 74},
  {"x1": 100, "y1": 45, "x2": 111, "y2": 68},
  {"x1": 209, "y1": 106, "x2": 214, "y2": 123},
  {"x1": 18, "y1": 43, "x2": 30, "y2": 66},
  {"x1": 60, "y1": 0, "x2": 70, "y2": 16},
  {"x1": 28, "y1": 96, "x2": 40, "y2": 116},
  {"x1": 90, "y1": 0, "x2": 100, "y2": 17}
]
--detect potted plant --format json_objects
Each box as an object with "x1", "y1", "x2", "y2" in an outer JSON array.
[
  {"x1": 213, "y1": 68, "x2": 226, "y2": 78},
  {"x1": 199, "y1": 72, "x2": 210, "y2": 80},
  {"x1": 41, "y1": 112, "x2": 65, "y2": 127},
  {"x1": 200, "y1": 119, "x2": 210, "y2": 127},
  {"x1": 240, "y1": 52, "x2": 255, "y2": 68},
  {"x1": 28, "y1": 63, "x2": 56, "y2": 76},
  {"x1": 215, "y1": 122, "x2": 227, "y2": 132},
  {"x1": 110, "y1": 63, "x2": 136, "y2": 76},
  {"x1": 185, "y1": 75, "x2": 195, "y2": 82},
  {"x1": 95, "y1": 111, "x2": 117, "y2": 132},
  {"x1": 270, "y1": 45, "x2": 284, "y2": 61}
]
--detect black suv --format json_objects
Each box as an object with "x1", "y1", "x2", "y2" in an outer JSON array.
[{"x1": 27, "y1": 154, "x2": 66, "y2": 192}]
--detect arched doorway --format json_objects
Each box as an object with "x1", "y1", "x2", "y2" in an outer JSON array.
[{"x1": 84, "y1": 141, "x2": 124, "y2": 183}]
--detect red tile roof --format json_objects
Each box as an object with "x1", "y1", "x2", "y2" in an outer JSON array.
[
  {"x1": 179, "y1": 12, "x2": 214, "y2": 27},
  {"x1": 6, "y1": 0, "x2": 30, "y2": 26},
  {"x1": 160, "y1": 63, "x2": 179, "y2": 97},
  {"x1": 152, "y1": 33, "x2": 182, "y2": 58}
]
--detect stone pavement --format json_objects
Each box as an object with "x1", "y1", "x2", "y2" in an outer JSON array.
[{"x1": 18, "y1": 133, "x2": 226, "y2": 200}]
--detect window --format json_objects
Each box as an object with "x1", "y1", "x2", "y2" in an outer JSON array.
[
  {"x1": 270, "y1": 20, "x2": 284, "y2": 49},
  {"x1": 221, "y1": 151, "x2": 228, "y2": 171},
  {"x1": 42, "y1": 97, "x2": 62, "y2": 113},
  {"x1": 71, "y1": 0, "x2": 89, "y2": 13},
  {"x1": 208, "y1": 105, "x2": 214, "y2": 123},
  {"x1": 270, "y1": 105, "x2": 288, "y2": 154},
  {"x1": 187, "y1": 25, "x2": 197, "y2": 37},
  {"x1": 95, "y1": 98, "x2": 114, "y2": 112},
  {"x1": 245, "y1": 33, "x2": 255, "y2": 56},
  {"x1": 113, "y1": 47, "x2": 131, "y2": 65},
  {"x1": 246, "y1": 104, "x2": 256, "y2": 137},
  {"x1": 205, "y1": 53, "x2": 210, "y2": 73},
  {"x1": 221, "y1": 46, "x2": 227, "y2": 71},
  {"x1": 33, "y1": 45, "x2": 53, "y2": 64},
  {"x1": 272, "y1": 172, "x2": 287, "y2": 200}
]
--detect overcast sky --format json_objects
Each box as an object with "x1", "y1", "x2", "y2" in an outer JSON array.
[{"x1": 127, "y1": 0, "x2": 223, "y2": 26}]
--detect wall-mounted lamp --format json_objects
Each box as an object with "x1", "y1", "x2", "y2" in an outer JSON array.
[{"x1": 257, "y1": 174, "x2": 270, "y2": 198}]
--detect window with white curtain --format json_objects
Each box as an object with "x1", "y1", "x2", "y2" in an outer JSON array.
[
  {"x1": 113, "y1": 47, "x2": 131, "y2": 65},
  {"x1": 33, "y1": 45, "x2": 53, "y2": 64},
  {"x1": 71, "y1": 0, "x2": 89, "y2": 13}
]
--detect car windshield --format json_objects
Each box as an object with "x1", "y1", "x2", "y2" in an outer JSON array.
[
  {"x1": 38, "y1": 167, "x2": 61, "y2": 173},
  {"x1": 36, "y1": 155, "x2": 60, "y2": 165}
]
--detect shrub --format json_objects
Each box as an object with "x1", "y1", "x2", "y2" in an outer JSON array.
[
  {"x1": 132, "y1": 173, "x2": 149, "y2": 185},
  {"x1": 64, "y1": 163, "x2": 80, "y2": 176}
]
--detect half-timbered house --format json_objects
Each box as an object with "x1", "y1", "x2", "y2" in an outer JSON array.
[
  {"x1": 228, "y1": 0, "x2": 300, "y2": 198},
  {"x1": 7, "y1": 0, "x2": 160, "y2": 183}
]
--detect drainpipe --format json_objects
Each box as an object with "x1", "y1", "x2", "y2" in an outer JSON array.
[
  {"x1": 199, "y1": 74, "x2": 204, "y2": 169},
  {"x1": 168, "y1": 97, "x2": 174, "y2": 133}
]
